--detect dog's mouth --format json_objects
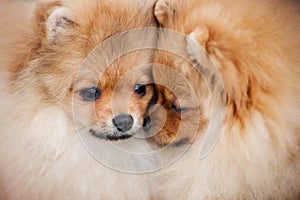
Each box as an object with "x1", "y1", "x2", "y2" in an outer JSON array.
[{"x1": 89, "y1": 129, "x2": 133, "y2": 141}]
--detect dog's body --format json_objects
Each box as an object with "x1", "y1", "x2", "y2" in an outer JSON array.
[
  {"x1": 1, "y1": 0, "x2": 300, "y2": 199},
  {"x1": 152, "y1": 0, "x2": 300, "y2": 199},
  {"x1": 0, "y1": 0, "x2": 158, "y2": 199}
]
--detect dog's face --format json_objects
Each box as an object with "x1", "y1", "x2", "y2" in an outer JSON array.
[
  {"x1": 73, "y1": 50, "x2": 155, "y2": 140},
  {"x1": 11, "y1": 0, "x2": 158, "y2": 141},
  {"x1": 148, "y1": 0, "x2": 227, "y2": 146},
  {"x1": 143, "y1": 0, "x2": 208, "y2": 146},
  {"x1": 149, "y1": 51, "x2": 209, "y2": 146}
]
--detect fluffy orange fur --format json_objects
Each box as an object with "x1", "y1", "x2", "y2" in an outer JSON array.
[
  {"x1": 151, "y1": 0, "x2": 300, "y2": 199},
  {"x1": 0, "y1": 0, "x2": 299, "y2": 199},
  {"x1": 0, "y1": 0, "x2": 158, "y2": 199},
  {"x1": 149, "y1": 51, "x2": 209, "y2": 145},
  {"x1": 8, "y1": 0, "x2": 157, "y2": 139}
]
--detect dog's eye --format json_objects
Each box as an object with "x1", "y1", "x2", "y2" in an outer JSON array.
[
  {"x1": 80, "y1": 87, "x2": 101, "y2": 101},
  {"x1": 134, "y1": 83, "x2": 146, "y2": 96},
  {"x1": 170, "y1": 101, "x2": 186, "y2": 113}
]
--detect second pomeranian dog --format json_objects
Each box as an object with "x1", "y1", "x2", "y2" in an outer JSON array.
[
  {"x1": 150, "y1": 0, "x2": 300, "y2": 199},
  {"x1": 0, "y1": 0, "x2": 158, "y2": 199}
]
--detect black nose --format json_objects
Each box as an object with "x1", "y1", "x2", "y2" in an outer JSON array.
[{"x1": 112, "y1": 114, "x2": 134, "y2": 132}]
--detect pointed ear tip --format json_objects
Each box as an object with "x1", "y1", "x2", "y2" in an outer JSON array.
[
  {"x1": 34, "y1": 0, "x2": 62, "y2": 17},
  {"x1": 154, "y1": 0, "x2": 172, "y2": 26},
  {"x1": 46, "y1": 6, "x2": 74, "y2": 40},
  {"x1": 48, "y1": 6, "x2": 72, "y2": 21}
]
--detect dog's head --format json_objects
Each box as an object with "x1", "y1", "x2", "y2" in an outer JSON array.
[
  {"x1": 74, "y1": 49, "x2": 156, "y2": 140},
  {"x1": 150, "y1": 51, "x2": 209, "y2": 146},
  {"x1": 150, "y1": 0, "x2": 300, "y2": 147},
  {"x1": 154, "y1": 0, "x2": 300, "y2": 124},
  {"x1": 11, "y1": 0, "x2": 158, "y2": 140},
  {"x1": 147, "y1": 0, "x2": 229, "y2": 146}
]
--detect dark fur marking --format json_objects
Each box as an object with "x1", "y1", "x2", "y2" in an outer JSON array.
[
  {"x1": 246, "y1": 80, "x2": 253, "y2": 109},
  {"x1": 210, "y1": 74, "x2": 216, "y2": 86},
  {"x1": 171, "y1": 137, "x2": 189, "y2": 147},
  {"x1": 232, "y1": 101, "x2": 238, "y2": 117}
]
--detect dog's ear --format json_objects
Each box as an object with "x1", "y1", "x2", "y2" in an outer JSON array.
[
  {"x1": 33, "y1": 1, "x2": 77, "y2": 42},
  {"x1": 186, "y1": 28, "x2": 226, "y2": 113},
  {"x1": 154, "y1": 0, "x2": 173, "y2": 27},
  {"x1": 186, "y1": 31, "x2": 226, "y2": 159},
  {"x1": 46, "y1": 7, "x2": 75, "y2": 41},
  {"x1": 187, "y1": 27, "x2": 209, "y2": 49}
]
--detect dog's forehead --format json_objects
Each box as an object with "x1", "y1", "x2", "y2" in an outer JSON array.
[
  {"x1": 64, "y1": 0, "x2": 156, "y2": 44},
  {"x1": 99, "y1": 61, "x2": 152, "y2": 89}
]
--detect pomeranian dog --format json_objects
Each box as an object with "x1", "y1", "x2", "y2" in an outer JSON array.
[
  {"x1": 0, "y1": 0, "x2": 159, "y2": 199},
  {"x1": 149, "y1": 0, "x2": 300, "y2": 199}
]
